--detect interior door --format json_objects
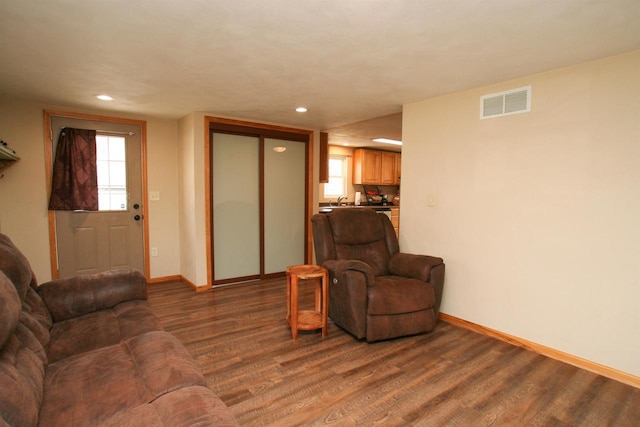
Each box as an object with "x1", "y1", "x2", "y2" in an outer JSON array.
[
  {"x1": 212, "y1": 132, "x2": 261, "y2": 281},
  {"x1": 51, "y1": 117, "x2": 144, "y2": 278},
  {"x1": 264, "y1": 138, "x2": 305, "y2": 274},
  {"x1": 211, "y1": 130, "x2": 307, "y2": 284}
]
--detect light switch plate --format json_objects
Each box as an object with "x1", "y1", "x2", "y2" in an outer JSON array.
[{"x1": 149, "y1": 191, "x2": 160, "y2": 201}]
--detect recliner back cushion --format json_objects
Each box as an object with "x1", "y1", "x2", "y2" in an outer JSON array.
[{"x1": 328, "y1": 210, "x2": 391, "y2": 276}]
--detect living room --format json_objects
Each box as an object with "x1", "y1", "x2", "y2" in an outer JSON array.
[{"x1": 0, "y1": 1, "x2": 639, "y2": 424}]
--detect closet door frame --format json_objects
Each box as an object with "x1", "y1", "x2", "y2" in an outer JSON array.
[{"x1": 204, "y1": 116, "x2": 314, "y2": 286}]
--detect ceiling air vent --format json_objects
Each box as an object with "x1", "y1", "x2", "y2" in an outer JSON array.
[{"x1": 480, "y1": 86, "x2": 531, "y2": 119}]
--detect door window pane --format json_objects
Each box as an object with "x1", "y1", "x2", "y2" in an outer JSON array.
[{"x1": 96, "y1": 135, "x2": 127, "y2": 211}]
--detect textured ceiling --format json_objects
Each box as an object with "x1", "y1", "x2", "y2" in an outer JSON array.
[{"x1": 1, "y1": 0, "x2": 639, "y2": 144}]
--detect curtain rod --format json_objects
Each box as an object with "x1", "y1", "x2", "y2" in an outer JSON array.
[{"x1": 60, "y1": 127, "x2": 135, "y2": 136}]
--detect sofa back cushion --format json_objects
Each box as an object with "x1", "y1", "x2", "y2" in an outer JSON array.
[
  {"x1": 0, "y1": 272, "x2": 47, "y2": 427},
  {"x1": 0, "y1": 271, "x2": 20, "y2": 348},
  {"x1": 0, "y1": 234, "x2": 35, "y2": 301},
  {"x1": 0, "y1": 234, "x2": 53, "y2": 426},
  {"x1": 0, "y1": 234, "x2": 52, "y2": 348}
]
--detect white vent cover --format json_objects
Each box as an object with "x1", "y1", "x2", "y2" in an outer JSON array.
[{"x1": 480, "y1": 86, "x2": 531, "y2": 119}]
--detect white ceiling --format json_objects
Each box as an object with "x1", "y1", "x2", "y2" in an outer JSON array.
[{"x1": 1, "y1": 0, "x2": 639, "y2": 144}]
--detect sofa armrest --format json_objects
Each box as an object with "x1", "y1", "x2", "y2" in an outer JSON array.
[
  {"x1": 388, "y1": 253, "x2": 443, "y2": 282},
  {"x1": 38, "y1": 269, "x2": 147, "y2": 322}
]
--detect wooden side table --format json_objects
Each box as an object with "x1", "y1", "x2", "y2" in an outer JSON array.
[{"x1": 286, "y1": 264, "x2": 328, "y2": 341}]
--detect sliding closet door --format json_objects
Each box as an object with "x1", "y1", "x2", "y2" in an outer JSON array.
[
  {"x1": 212, "y1": 133, "x2": 260, "y2": 281},
  {"x1": 264, "y1": 138, "x2": 306, "y2": 274}
]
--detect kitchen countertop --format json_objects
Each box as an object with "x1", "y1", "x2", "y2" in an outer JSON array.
[{"x1": 318, "y1": 204, "x2": 398, "y2": 213}]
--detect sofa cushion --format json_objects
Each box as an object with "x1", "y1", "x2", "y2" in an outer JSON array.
[
  {"x1": 0, "y1": 249, "x2": 51, "y2": 427},
  {"x1": 0, "y1": 319, "x2": 47, "y2": 427},
  {"x1": 40, "y1": 331, "x2": 207, "y2": 427},
  {"x1": 37, "y1": 270, "x2": 147, "y2": 322},
  {"x1": 0, "y1": 271, "x2": 20, "y2": 348},
  {"x1": 0, "y1": 234, "x2": 37, "y2": 300},
  {"x1": 367, "y1": 276, "x2": 435, "y2": 315},
  {"x1": 97, "y1": 386, "x2": 239, "y2": 427},
  {"x1": 22, "y1": 286, "x2": 52, "y2": 352},
  {"x1": 0, "y1": 235, "x2": 52, "y2": 351},
  {"x1": 47, "y1": 300, "x2": 163, "y2": 363}
]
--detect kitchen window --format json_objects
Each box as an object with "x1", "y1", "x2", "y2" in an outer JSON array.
[{"x1": 324, "y1": 155, "x2": 347, "y2": 198}]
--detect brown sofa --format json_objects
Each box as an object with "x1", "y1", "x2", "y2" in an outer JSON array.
[
  {"x1": 312, "y1": 208, "x2": 445, "y2": 342},
  {"x1": 0, "y1": 234, "x2": 237, "y2": 427}
]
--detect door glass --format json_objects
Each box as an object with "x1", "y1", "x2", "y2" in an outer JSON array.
[
  {"x1": 212, "y1": 133, "x2": 261, "y2": 281},
  {"x1": 96, "y1": 135, "x2": 127, "y2": 211},
  {"x1": 264, "y1": 138, "x2": 305, "y2": 274}
]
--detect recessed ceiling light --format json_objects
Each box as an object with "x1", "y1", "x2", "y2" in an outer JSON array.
[
  {"x1": 97, "y1": 94, "x2": 114, "y2": 101},
  {"x1": 372, "y1": 137, "x2": 402, "y2": 146},
  {"x1": 295, "y1": 107, "x2": 308, "y2": 113}
]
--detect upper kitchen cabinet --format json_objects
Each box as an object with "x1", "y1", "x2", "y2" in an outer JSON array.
[
  {"x1": 319, "y1": 132, "x2": 329, "y2": 183},
  {"x1": 380, "y1": 151, "x2": 397, "y2": 185},
  {"x1": 353, "y1": 148, "x2": 401, "y2": 186}
]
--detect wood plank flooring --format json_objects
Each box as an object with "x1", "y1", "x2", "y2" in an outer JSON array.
[{"x1": 147, "y1": 279, "x2": 640, "y2": 426}]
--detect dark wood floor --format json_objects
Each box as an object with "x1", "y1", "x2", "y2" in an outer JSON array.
[{"x1": 147, "y1": 279, "x2": 640, "y2": 426}]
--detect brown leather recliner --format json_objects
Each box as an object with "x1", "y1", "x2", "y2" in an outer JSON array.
[{"x1": 311, "y1": 208, "x2": 445, "y2": 342}]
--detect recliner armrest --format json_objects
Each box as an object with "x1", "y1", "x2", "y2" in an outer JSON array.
[
  {"x1": 38, "y1": 269, "x2": 147, "y2": 322},
  {"x1": 387, "y1": 253, "x2": 444, "y2": 282},
  {"x1": 323, "y1": 259, "x2": 376, "y2": 286}
]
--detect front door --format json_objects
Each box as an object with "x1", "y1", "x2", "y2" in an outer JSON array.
[{"x1": 50, "y1": 116, "x2": 144, "y2": 278}]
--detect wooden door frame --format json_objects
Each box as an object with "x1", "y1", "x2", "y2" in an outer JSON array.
[
  {"x1": 43, "y1": 110, "x2": 149, "y2": 280},
  {"x1": 204, "y1": 116, "x2": 314, "y2": 286}
]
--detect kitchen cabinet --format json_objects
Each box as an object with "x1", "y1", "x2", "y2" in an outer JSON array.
[
  {"x1": 352, "y1": 148, "x2": 401, "y2": 186},
  {"x1": 380, "y1": 151, "x2": 396, "y2": 185},
  {"x1": 390, "y1": 207, "x2": 400, "y2": 237},
  {"x1": 319, "y1": 132, "x2": 328, "y2": 183}
]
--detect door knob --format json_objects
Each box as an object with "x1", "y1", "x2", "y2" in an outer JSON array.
[{"x1": 133, "y1": 214, "x2": 141, "y2": 221}]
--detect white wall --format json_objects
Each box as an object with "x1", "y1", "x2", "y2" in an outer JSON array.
[
  {"x1": 0, "y1": 99, "x2": 53, "y2": 282},
  {"x1": 0, "y1": 98, "x2": 181, "y2": 282},
  {"x1": 145, "y1": 118, "x2": 181, "y2": 279},
  {"x1": 177, "y1": 112, "x2": 209, "y2": 287},
  {"x1": 401, "y1": 51, "x2": 640, "y2": 377}
]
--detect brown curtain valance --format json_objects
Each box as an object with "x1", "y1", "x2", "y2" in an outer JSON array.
[{"x1": 48, "y1": 128, "x2": 98, "y2": 211}]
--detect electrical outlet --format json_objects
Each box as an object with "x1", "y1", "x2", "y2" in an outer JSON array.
[{"x1": 149, "y1": 191, "x2": 160, "y2": 201}]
